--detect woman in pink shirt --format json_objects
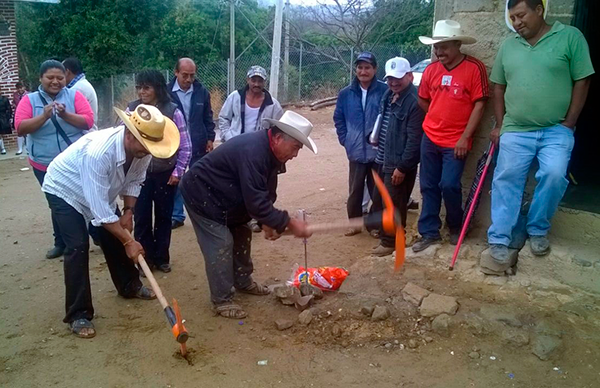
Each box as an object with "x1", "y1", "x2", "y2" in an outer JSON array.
[{"x1": 15, "y1": 60, "x2": 94, "y2": 259}]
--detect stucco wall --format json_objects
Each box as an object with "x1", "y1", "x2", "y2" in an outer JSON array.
[{"x1": 427, "y1": 0, "x2": 600, "y2": 243}]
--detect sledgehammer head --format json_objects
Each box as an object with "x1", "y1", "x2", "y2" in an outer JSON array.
[{"x1": 371, "y1": 170, "x2": 406, "y2": 271}]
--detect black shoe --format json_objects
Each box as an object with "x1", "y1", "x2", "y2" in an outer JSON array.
[
  {"x1": 46, "y1": 246, "x2": 65, "y2": 259},
  {"x1": 407, "y1": 199, "x2": 419, "y2": 210},
  {"x1": 449, "y1": 232, "x2": 460, "y2": 245},
  {"x1": 171, "y1": 220, "x2": 184, "y2": 229},
  {"x1": 15, "y1": 151, "x2": 23, "y2": 155},
  {"x1": 158, "y1": 263, "x2": 172, "y2": 273},
  {"x1": 0, "y1": 150, "x2": 6, "y2": 155},
  {"x1": 411, "y1": 237, "x2": 442, "y2": 253}
]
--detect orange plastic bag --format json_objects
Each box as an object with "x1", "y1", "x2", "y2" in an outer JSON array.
[{"x1": 288, "y1": 264, "x2": 349, "y2": 291}]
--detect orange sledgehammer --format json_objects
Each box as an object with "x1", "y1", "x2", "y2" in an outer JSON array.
[
  {"x1": 288, "y1": 170, "x2": 406, "y2": 272},
  {"x1": 126, "y1": 232, "x2": 189, "y2": 356}
]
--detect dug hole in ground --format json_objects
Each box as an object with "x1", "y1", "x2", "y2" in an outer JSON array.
[{"x1": 0, "y1": 107, "x2": 599, "y2": 387}]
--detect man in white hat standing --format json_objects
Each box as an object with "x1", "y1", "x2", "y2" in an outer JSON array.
[
  {"x1": 181, "y1": 111, "x2": 316, "y2": 319},
  {"x1": 412, "y1": 20, "x2": 489, "y2": 252},
  {"x1": 371, "y1": 57, "x2": 425, "y2": 256},
  {"x1": 488, "y1": 0, "x2": 594, "y2": 263},
  {"x1": 41, "y1": 104, "x2": 180, "y2": 339},
  {"x1": 219, "y1": 65, "x2": 284, "y2": 142}
]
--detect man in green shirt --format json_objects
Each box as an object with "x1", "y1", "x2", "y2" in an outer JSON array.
[{"x1": 487, "y1": 0, "x2": 594, "y2": 264}]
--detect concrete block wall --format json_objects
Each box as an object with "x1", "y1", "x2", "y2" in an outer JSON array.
[
  {"x1": 430, "y1": 0, "x2": 586, "y2": 240},
  {"x1": 0, "y1": 0, "x2": 19, "y2": 149}
]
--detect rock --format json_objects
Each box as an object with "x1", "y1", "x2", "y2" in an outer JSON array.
[
  {"x1": 532, "y1": 335, "x2": 562, "y2": 361},
  {"x1": 384, "y1": 342, "x2": 393, "y2": 349},
  {"x1": 371, "y1": 306, "x2": 391, "y2": 321},
  {"x1": 534, "y1": 319, "x2": 563, "y2": 338},
  {"x1": 408, "y1": 339, "x2": 419, "y2": 349},
  {"x1": 469, "y1": 352, "x2": 480, "y2": 359},
  {"x1": 425, "y1": 336, "x2": 433, "y2": 343},
  {"x1": 331, "y1": 324, "x2": 342, "y2": 338},
  {"x1": 402, "y1": 283, "x2": 430, "y2": 306},
  {"x1": 360, "y1": 304, "x2": 375, "y2": 317},
  {"x1": 572, "y1": 256, "x2": 592, "y2": 268},
  {"x1": 432, "y1": 314, "x2": 452, "y2": 337},
  {"x1": 274, "y1": 285, "x2": 296, "y2": 300},
  {"x1": 275, "y1": 319, "x2": 294, "y2": 331},
  {"x1": 281, "y1": 297, "x2": 296, "y2": 306},
  {"x1": 420, "y1": 294, "x2": 459, "y2": 317},
  {"x1": 295, "y1": 295, "x2": 314, "y2": 312},
  {"x1": 501, "y1": 327, "x2": 530, "y2": 347},
  {"x1": 300, "y1": 283, "x2": 324, "y2": 299},
  {"x1": 298, "y1": 310, "x2": 313, "y2": 326},
  {"x1": 479, "y1": 305, "x2": 522, "y2": 327}
]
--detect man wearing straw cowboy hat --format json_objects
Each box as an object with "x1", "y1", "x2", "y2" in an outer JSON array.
[
  {"x1": 181, "y1": 110, "x2": 316, "y2": 319},
  {"x1": 412, "y1": 20, "x2": 489, "y2": 253},
  {"x1": 42, "y1": 104, "x2": 180, "y2": 339}
]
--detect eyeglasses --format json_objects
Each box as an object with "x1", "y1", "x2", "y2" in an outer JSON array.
[{"x1": 135, "y1": 85, "x2": 154, "y2": 91}]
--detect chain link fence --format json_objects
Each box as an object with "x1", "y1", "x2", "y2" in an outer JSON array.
[{"x1": 93, "y1": 45, "x2": 430, "y2": 129}]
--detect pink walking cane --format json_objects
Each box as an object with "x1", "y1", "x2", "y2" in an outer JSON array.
[{"x1": 449, "y1": 142, "x2": 496, "y2": 271}]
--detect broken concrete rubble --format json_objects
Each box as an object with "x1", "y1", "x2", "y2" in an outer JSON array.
[
  {"x1": 402, "y1": 282, "x2": 430, "y2": 306},
  {"x1": 420, "y1": 294, "x2": 459, "y2": 317}
]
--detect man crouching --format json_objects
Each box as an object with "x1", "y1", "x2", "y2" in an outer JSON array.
[{"x1": 180, "y1": 111, "x2": 317, "y2": 319}]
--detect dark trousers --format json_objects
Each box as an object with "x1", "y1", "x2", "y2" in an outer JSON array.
[
  {"x1": 134, "y1": 169, "x2": 177, "y2": 267},
  {"x1": 33, "y1": 168, "x2": 65, "y2": 249},
  {"x1": 45, "y1": 194, "x2": 142, "y2": 323},
  {"x1": 347, "y1": 161, "x2": 376, "y2": 219},
  {"x1": 186, "y1": 206, "x2": 253, "y2": 305},
  {"x1": 379, "y1": 169, "x2": 418, "y2": 247},
  {"x1": 418, "y1": 134, "x2": 466, "y2": 239}
]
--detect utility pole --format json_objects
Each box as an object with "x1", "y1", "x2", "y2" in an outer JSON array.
[
  {"x1": 229, "y1": 0, "x2": 236, "y2": 94},
  {"x1": 269, "y1": 0, "x2": 284, "y2": 99},
  {"x1": 282, "y1": 0, "x2": 290, "y2": 102}
]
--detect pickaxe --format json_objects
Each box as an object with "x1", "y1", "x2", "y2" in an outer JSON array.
[
  {"x1": 125, "y1": 231, "x2": 189, "y2": 356},
  {"x1": 288, "y1": 170, "x2": 406, "y2": 271}
]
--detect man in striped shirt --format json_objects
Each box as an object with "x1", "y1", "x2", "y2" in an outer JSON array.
[{"x1": 42, "y1": 105, "x2": 180, "y2": 339}]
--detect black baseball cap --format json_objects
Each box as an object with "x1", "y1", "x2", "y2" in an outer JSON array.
[{"x1": 354, "y1": 52, "x2": 377, "y2": 67}]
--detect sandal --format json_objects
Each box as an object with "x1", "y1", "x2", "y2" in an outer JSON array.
[
  {"x1": 69, "y1": 319, "x2": 96, "y2": 339},
  {"x1": 135, "y1": 286, "x2": 156, "y2": 300},
  {"x1": 237, "y1": 281, "x2": 271, "y2": 296},
  {"x1": 213, "y1": 303, "x2": 248, "y2": 319}
]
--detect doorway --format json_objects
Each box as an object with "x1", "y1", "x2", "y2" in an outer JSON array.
[{"x1": 561, "y1": 0, "x2": 599, "y2": 213}]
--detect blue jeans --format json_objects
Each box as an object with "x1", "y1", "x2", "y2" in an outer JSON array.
[
  {"x1": 488, "y1": 124, "x2": 575, "y2": 246},
  {"x1": 418, "y1": 134, "x2": 466, "y2": 239}
]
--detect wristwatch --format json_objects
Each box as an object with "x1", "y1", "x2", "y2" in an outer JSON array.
[{"x1": 123, "y1": 206, "x2": 135, "y2": 215}]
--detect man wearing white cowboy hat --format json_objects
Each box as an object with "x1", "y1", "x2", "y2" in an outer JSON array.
[
  {"x1": 41, "y1": 104, "x2": 180, "y2": 339},
  {"x1": 413, "y1": 20, "x2": 489, "y2": 253},
  {"x1": 180, "y1": 110, "x2": 315, "y2": 319}
]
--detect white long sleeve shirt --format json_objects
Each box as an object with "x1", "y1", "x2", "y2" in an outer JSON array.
[{"x1": 42, "y1": 126, "x2": 151, "y2": 226}]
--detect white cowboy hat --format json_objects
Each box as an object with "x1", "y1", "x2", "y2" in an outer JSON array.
[
  {"x1": 419, "y1": 20, "x2": 477, "y2": 45},
  {"x1": 264, "y1": 111, "x2": 318, "y2": 154},
  {"x1": 505, "y1": 0, "x2": 548, "y2": 32},
  {"x1": 114, "y1": 104, "x2": 180, "y2": 159}
]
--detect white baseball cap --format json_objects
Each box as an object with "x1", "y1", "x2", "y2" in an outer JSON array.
[{"x1": 384, "y1": 57, "x2": 411, "y2": 80}]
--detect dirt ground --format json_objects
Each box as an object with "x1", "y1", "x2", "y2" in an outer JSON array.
[{"x1": 1, "y1": 107, "x2": 599, "y2": 388}]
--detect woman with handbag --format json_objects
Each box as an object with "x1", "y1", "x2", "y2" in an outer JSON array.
[{"x1": 15, "y1": 60, "x2": 94, "y2": 259}]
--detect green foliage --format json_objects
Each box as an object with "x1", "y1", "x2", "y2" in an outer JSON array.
[{"x1": 15, "y1": 0, "x2": 273, "y2": 84}]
